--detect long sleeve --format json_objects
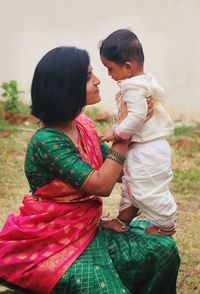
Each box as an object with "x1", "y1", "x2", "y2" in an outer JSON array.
[
  {"x1": 115, "y1": 82, "x2": 148, "y2": 139},
  {"x1": 25, "y1": 129, "x2": 94, "y2": 192}
]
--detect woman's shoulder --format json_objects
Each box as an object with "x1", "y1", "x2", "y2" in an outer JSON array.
[
  {"x1": 29, "y1": 127, "x2": 75, "y2": 148},
  {"x1": 30, "y1": 127, "x2": 66, "y2": 139}
]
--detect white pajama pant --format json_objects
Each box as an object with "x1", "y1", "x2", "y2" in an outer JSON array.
[{"x1": 119, "y1": 139, "x2": 177, "y2": 227}]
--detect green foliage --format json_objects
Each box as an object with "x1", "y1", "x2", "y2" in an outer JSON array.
[
  {"x1": 0, "y1": 80, "x2": 29, "y2": 114},
  {"x1": 0, "y1": 118, "x2": 36, "y2": 130},
  {"x1": 0, "y1": 119, "x2": 12, "y2": 130},
  {"x1": 84, "y1": 107, "x2": 101, "y2": 120},
  {"x1": 0, "y1": 102, "x2": 5, "y2": 120},
  {"x1": 174, "y1": 125, "x2": 200, "y2": 138},
  {"x1": 84, "y1": 107, "x2": 112, "y2": 132},
  {"x1": 172, "y1": 168, "x2": 200, "y2": 197}
]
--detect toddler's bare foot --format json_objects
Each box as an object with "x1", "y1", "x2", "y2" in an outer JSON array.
[
  {"x1": 145, "y1": 225, "x2": 176, "y2": 236},
  {"x1": 101, "y1": 218, "x2": 128, "y2": 233}
]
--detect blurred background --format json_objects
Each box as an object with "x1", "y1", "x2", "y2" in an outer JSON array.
[{"x1": 0, "y1": 0, "x2": 200, "y2": 122}]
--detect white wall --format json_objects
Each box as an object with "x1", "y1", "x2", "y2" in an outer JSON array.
[{"x1": 0, "y1": 0, "x2": 200, "y2": 122}]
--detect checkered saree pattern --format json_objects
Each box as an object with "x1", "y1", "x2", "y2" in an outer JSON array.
[{"x1": 52, "y1": 220, "x2": 180, "y2": 294}]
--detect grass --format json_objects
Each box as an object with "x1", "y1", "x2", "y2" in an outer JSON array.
[{"x1": 0, "y1": 118, "x2": 200, "y2": 293}]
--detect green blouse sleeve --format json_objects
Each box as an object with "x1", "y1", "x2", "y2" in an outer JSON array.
[
  {"x1": 31, "y1": 129, "x2": 94, "y2": 189},
  {"x1": 100, "y1": 143, "x2": 110, "y2": 161}
]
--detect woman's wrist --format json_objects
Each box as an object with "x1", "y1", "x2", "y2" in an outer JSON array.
[
  {"x1": 113, "y1": 129, "x2": 123, "y2": 141},
  {"x1": 111, "y1": 140, "x2": 129, "y2": 156},
  {"x1": 107, "y1": 149, "x2": 126, "y2": 165}
]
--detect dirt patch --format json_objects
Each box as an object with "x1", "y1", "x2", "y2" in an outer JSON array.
[
  {"x1": 4, "y1": 112, "x2": 37, "y2": 125},
  {"x1": 0, "y1": 131, "x2": 12, "y2": 137},
  {"x1": 173, "y1": 138, "x2": 199, "y2": 150}
]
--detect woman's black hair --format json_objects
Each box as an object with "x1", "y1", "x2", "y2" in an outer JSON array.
[
  {"x1": 99, "y1": 29, "x2": 144, "y2": 65},
  {"x1": 31, "y1": 46, "x2": 90, "y2": 123}
]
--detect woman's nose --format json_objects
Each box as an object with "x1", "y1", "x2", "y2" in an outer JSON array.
[{"x1": 93, "y1": 75, "x2": 100, "y2": 85}]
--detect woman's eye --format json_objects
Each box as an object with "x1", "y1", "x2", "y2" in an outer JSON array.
[{"x1": 87, "y1": 72, "x2": 92, "y2": 81}]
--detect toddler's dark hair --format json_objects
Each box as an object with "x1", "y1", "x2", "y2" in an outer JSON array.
[{"x1": 100, "y1": 29, "x2": 144, "y2": 65}]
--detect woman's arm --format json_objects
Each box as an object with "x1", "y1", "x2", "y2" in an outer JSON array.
[
  {"x1": 36, "y1": 103, "x2": 129, "y2": 197},
  {"x1": 34, "y1": 128, "x2": 127, "y2": 197},
  {"x1": 82, "y1": 140, "x2": 128, "y2": 196},
  {"x1": 82, "y1": 101, "x2": 128, "y2": 196}
]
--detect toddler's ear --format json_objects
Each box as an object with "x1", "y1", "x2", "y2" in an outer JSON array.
[
  {"x1": 125, "y1": 61, "x2": 133, "y2": 71},
  {"x1": 125, "y1": 62, "x2": 133, "y2": 77}
]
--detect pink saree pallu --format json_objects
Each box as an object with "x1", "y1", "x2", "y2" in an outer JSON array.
[
  {"x1": 0, "y1": 114, "x2": 104, "y2": 293},
  {"x1": 0, "y1": 190, "x2": 102, "y2": 293}
]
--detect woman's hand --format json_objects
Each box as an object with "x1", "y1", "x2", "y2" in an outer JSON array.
[{"x1": 145, "y1": 96, "x2": 154, "y2": 122}]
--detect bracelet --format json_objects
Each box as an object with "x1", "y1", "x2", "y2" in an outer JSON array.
[
  {"x1": 113, "y1": 129, "x2": 120, "y2": 141},
  {"x1": 153, "y1": 222, "x2": 176, "y2": 232},
  {"x1": 113, "y1": 129, "x2": 125, "y2": 142},
  {"x1": 114, "y1": 217, "x2": 130, "y2": 230},
  {"x1": 108, "y1": 149, "x2": 126, "y2": 163},
  {"x1": 107, "y1": 154, "x2": 124, "y2": 165}
]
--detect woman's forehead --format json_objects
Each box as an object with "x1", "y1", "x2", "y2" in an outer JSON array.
[{"x1": 88, "y1": 65, "x2": 92, "y2": 72}]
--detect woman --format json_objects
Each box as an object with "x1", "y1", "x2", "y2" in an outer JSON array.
[{"x1": 0, "y1": 46, "x2": 180, "y2": 294}]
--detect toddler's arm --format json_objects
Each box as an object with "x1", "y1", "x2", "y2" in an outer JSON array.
[
  {"x1": 100, "y1": 99, "x2": 128, "y2": 142},
  {"x1": 100, "y1": 92, "x2": 153, "y2": 143},
  {"x1": 115, "y1": 82, "x2": 148, "y2": 140}
]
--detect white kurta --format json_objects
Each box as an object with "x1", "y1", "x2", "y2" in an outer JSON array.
[
  {"x1": 115, "y1": 74, "x2": 176, "y2": 227},
  {"x1": 115, "y1": 73, "x2": 174, "y2": 142}
]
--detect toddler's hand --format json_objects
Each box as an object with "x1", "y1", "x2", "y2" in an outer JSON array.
[{"x1": 99, "y1": 129, "x2": 115, "y2": 142}]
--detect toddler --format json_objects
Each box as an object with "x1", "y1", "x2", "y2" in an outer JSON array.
[{"x1": 100, "y1": 29, "x2": 177, "y2": 235}]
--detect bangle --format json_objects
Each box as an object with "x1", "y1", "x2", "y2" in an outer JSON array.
[
  {"x1": 153, "y1": 222, "x2": 176, "y2": 232},
  {"x1": 113, "y1": 129, "x2": 124, "y2": 141},
  {"x1": 108, "y1": 149, "x2": 126, "y2": 163},
  {"x1": 113, "y1": 129, "x2": 119, "y2": 141},
  {"x1": 114, "y1": 217, "x2": 130, "y2": 230},
  {"x1": 107, "y1": 154, "x2": 124, "y2": 165}
]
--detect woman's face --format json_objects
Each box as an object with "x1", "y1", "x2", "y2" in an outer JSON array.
[{"x1": 86, "y1": 65, "x2": 101, "y2": 105}]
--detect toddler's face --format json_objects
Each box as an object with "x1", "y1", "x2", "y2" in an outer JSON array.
[{"x1": 100, "y1": 57, "x2": 130, "y2": 81}]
